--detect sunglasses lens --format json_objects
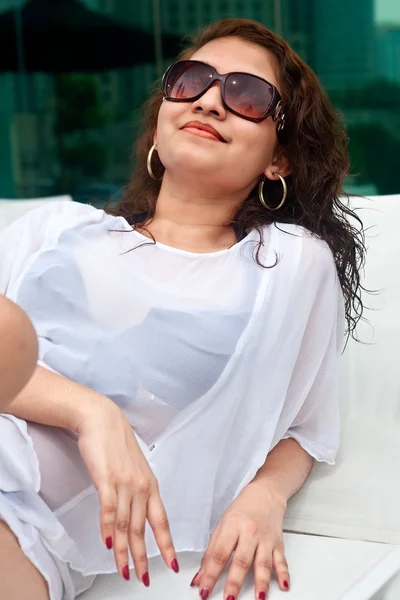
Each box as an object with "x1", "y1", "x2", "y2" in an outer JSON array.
[
  {"x1": 164, "y1": 61, "x2": 213, "y2": 100},
  {"x1": 225, "y1": 73, "x2": 274, "y2": 120}
]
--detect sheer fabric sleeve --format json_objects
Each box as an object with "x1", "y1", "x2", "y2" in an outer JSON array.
[
  {"x1": 0, "y1": 201, "x2": 108, "y2": 374},
  {"x1": 0, "y1": 200, "x2": 94, "y2": 296},
  {"x1": 0, "y1": 203, "x2": 61, "y2": 296},
  {"x1": 277, "y1": 237, "x2": 346, "y2": 465}
]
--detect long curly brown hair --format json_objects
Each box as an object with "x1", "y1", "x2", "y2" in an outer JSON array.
[{"x1": 107, "y1": 18, "x2": 367, "y2": 344}]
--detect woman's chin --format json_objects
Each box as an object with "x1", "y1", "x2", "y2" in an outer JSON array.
[
  {"x1": 163, "y1": 151, "x2": 222, "y2": 175},
  {"x1": 168, "y1": 161, "x2": 222, "y2": 181}
]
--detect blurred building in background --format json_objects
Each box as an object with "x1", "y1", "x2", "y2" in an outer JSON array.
[
  {"x1": 375, "y1": 25, "x2": 400, "y2": 83},
  {"x1": 313, "y1": 0, "x2": 375, "y2": 89},
  {"x1": 0, "y1": 0, "x2": 399, "y2": 200}
]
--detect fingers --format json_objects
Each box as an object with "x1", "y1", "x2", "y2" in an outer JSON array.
[
  {"x1": 147, "y1": 487, "x2": 179, "y2": 573},
  {"x1": 99, "y1": 484, "x2": 117, "y2": 554},
  {"x1": 272, "y1": 546, "x2": 290, "y2": 592},
  {"x1": 189, "y1": 525, "x2": 221, "y2": 588},
  {"x1": 192, "y1": 540, "x2": 290, "y2": 600},
  {"x1": 113, "y1": 484, "x2": 134, "y2": 580},
  {"x1": 253, "y1": 544, "x2": 290, "y2": 599},
  {"x1": 190, "y1": 529, "x2": 218, "y2": 587},
  {"x1": 99, "y1": 481, "x2": 148, "y2": 583},
  {"x1": 128, "y1": 485, "x2": 150, "y2": 586},
  {"x1": 99, "y1": 476, "x2": 178, "y2": 587},
  {"x1": 196, "y1": 527, "x2": 241, "y2": 600},
  {"x1": 223, "y1": 536, "x2": 257, "y2": 600},
  {"x1": 253, "y1": 544, "x2": 273, "y2": 600}
]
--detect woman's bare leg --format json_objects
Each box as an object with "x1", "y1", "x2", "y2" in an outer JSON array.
[
  {"x1": 0, "y1": 295, "x2": 38, "y2": 411},
  {"x1": 0, "y1": 520, "x2": 50, "y2": 600}
]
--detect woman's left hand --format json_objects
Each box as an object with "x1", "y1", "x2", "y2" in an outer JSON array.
[{"x1": 190, "y1": 480, "x2": 290, "y2": 600}]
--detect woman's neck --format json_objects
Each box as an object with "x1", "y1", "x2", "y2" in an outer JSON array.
[
  {"x1": 137, "y1": 217, "x2": 238, "y2": 253},
  {"x1": 140, "y1": 178, "x2": 243, "y2": 252}
]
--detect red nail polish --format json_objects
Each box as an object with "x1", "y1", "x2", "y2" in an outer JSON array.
[
  {"x1": 171, "y1": 558, "x2": 180, "y2": 573},
  {"x1": 142, "y1": 571, "x2": 150, "y2": 587},
  {"x1": 258, "y1": 593, "x2": 266, "y2": 600},
  {"x1": 283, "y1": 580, "x2": 289, "y2": 589},
  {"x1": 226, "y1": 596, "x2": 235, "y2": 600},
  {"x1": 190, "y1": 571, "x2": 200, "y2": 586},
  {"x1": 200, "y1": 588, "x2": 210, "y2": 600},
  {"x1": 105, "y1": 536, "x2": 112, "y2": 550},
  {"x1": 122, "y1": 565, "x2": 130, "y2": 581}
]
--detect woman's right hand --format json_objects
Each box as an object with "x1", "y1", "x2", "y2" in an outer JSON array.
[{"x1": 76, "y1": 400, "x2": 178, "y2": 586}]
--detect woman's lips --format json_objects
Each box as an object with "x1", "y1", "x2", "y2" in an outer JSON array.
[
  {"x1": 181, "y1": 120, "x2": 227, "y2": 142},
  {"x1": 182, "y1": 126, "x2": 222, "y2": 142}
]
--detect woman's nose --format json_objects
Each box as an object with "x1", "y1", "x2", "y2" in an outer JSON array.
[{"x1": 191, "y1": 82, "x2": 227, "y2": 119}]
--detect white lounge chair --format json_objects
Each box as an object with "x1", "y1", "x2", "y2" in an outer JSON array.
[
  {"x1": 0, "y1": 195, "x2": 72, "y2": 229},
  {"x1": 1, "y1": 195, "x2": 399, "y2": 599}
]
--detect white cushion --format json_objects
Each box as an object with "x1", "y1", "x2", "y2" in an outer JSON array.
[
  {"x1": 373, "y1": 571, "x2": 400, "y2": 600},
  {"x1": 2, "y1": 195, "x2": 399, "y2": 598},
  {"x1": 0, "y1": 195, "x2": 72, "y2": 230},
  {"x1": 284, "y1": 195, "x2": 400, "y2": 545},
  {"x1": 77, "y1": 535, "x2": 400, "y2": 600}
]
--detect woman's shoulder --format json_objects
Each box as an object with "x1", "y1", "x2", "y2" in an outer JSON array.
[
  {"x1": 13, "y1": 199, "x2": 98, "y2": 227},
  {"x1": 41, "y1": 199, "x2": 105, "y2": 222},
  {"x1": 261, "y1": 221, "x2": 335, "y2": 271},
  {"x1": 1, "y1": 201, "x2": 125, "y2": 256},
  {"x1": 21, "y1": 200, "x2": 119, "y2": 235},
  {"x1": 270, "y1": 221, "x2": 332, "y2": 250}
]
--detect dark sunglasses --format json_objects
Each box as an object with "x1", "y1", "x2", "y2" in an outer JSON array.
[{"x1": 161, "y1": 59, "x2": 285, "y2": 127}]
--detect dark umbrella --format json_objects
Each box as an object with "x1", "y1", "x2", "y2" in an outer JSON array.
[{"x1": 0, "y1": 0, "x2": 182, "y2": 73}]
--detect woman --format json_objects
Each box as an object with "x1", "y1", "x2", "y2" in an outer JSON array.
[{"x1": 0, "y1": 18, "x2": 365, "y2": 600}]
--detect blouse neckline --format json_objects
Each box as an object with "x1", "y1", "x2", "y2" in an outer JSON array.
[{"x1": 121, "y1": 218, "x2": 256, "y2": 259}]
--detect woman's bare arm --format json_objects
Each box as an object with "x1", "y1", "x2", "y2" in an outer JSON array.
[
  {"x1": 4, "y1": 362, "x2": 117, "y2": 432},
  {"x1": 249, "y1": 437, "x2": 314, "y2": 504},
  {"x1": 0, "y1": 296, "x2": 38, "y2": 409},
  {"x1": 0, "y1": 295, "x2": 112, "y2": 430},
  {"x1": 1, "y1": 299, "x2": 178, "y2": 581},
  {"x1": 1, "y1": 303, "x2": 180, "y2": 580}
]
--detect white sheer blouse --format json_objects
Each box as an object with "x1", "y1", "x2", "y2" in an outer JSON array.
[{"x1": 0, "y1": 200, "x2": 345, "y2": 599}]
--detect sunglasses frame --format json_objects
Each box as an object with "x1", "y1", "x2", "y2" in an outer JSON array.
[{"x1": 161, "y1": 59, "x2": 285, "y2": 127}]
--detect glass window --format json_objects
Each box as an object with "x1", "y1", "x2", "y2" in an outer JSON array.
[{"x1": 0, "y1": 0, "x2": 399, "y2": 201}]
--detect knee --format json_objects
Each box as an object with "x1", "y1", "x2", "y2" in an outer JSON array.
[{"x1": 0, "y1": 296, "x2": 38, "y2": 408}]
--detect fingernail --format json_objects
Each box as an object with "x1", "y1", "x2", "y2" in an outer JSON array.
[
  {"x1": 226, "y1": 596, "x2": 235, "y2": 600},
  {"x1": 200, "y1": 588, "x2": 210, "y2": 600},
  {"x1": 142, "y1": 571, "x2": 150, "y2": 587},
  {"x1": 122, "y1": 565, "x2": 130, "y2": 581},
  {"x1": 283, "y1": 580, "x2": 289, "y2": 589},
  {"x1": 258, "y1": 593, "x2": 266, "y2": 600},
  {"x1": 190, "y1": 571, "x2": 200, "y2": 586},
  {"x1": 105, "y1": 536, "x2": 112, "y2": 550},
  {"x1": 171, "y1": 557, "x2": 180, "y2": 573}
]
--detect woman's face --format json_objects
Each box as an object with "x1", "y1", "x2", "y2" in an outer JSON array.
[{"x1": 156, "y1": 36, "x2": 285, "y2": 197}]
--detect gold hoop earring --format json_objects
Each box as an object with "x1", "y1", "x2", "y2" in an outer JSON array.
[
  {"x1": 258, "y1": 173, "x2": 287, "y2": 211},
  {"x1": 147, "y1": 144, "x2": 162, "y2": 181}
]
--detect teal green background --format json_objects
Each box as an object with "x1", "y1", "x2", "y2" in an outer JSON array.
[{"x1": 0, "y1": 0, "x2": 399, "y2": 201}]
